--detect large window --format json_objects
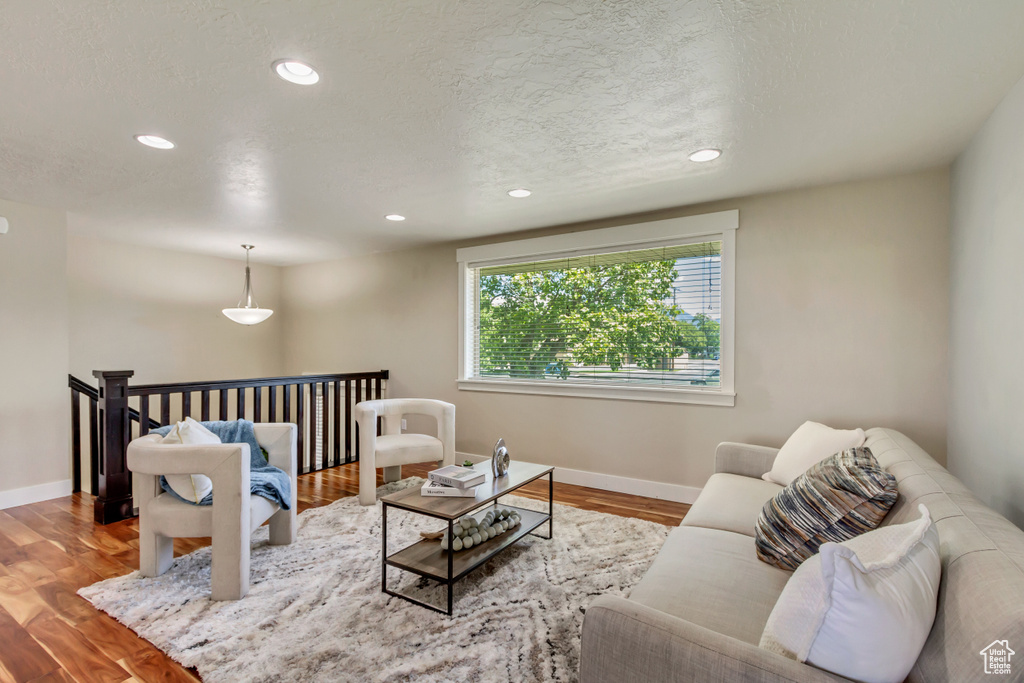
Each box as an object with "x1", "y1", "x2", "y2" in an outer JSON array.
[{"x1": 457, "y1": 211, "x2": 737, "y2": 405}]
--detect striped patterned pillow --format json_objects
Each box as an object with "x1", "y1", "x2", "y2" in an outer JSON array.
[{"x1": 755, "y1": 447, "x2": 898, "y2": 571}]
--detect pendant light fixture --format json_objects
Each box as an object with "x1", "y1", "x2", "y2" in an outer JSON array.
[{"x1": 222, "y1": 245, "x2": 274, "y2": 325}]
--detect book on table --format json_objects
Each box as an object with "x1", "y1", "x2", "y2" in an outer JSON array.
[
  {"x1": 420, "y1": 480, "x2": 478, "y2": 497},
  {"x1": 427, "y1": 464, "x2": 485, "y2": 489}
]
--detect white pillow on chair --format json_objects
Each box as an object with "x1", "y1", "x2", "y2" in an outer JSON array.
[
  {"x1": 760, "y1": 505, "x2": 941, "y2": 683},
  {"x1": 763, "y1": 421, "x2": 866, "y2": 486},
  {"x1": 161, "y1": 417, "x2": 220, "y2": 503}
]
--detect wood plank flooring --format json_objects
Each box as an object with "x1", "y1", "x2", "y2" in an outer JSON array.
[{"x1": 0, "y1": 462, "x2": 689, "y2": 682}]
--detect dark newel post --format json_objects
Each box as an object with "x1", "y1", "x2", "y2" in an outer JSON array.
[{"x1": 92, "y1": 370, "x2": 135, "y2": 524}]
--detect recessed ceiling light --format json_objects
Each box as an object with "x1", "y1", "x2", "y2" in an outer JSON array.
[
  {"x1": 135, "y1": 134, "x2": 175, "y2": 150},
  {"x1": 688, "y1": 148, "x2": 721, "y2": 162},
  {"x1": 273, "y1": 59, "x2": 320, "y2": 85},
  {"x1": 507, "y1": 188, "x2": 532, "y2": 198},
  {"x1": 385, "y1": 214, "x2": 406, "y2": 221}
]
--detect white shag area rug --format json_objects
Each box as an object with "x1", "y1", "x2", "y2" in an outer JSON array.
[{"x1": 79, "y1": 478, "x2": 670, "y2": 683}]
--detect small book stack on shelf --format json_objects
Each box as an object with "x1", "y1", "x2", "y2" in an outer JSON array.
[{"x1": 421, "y1": 465, "x2": 485, "y2": 497}]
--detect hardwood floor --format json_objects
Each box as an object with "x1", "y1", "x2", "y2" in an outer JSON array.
[{"x1": 0, "y1": 462, "x2": 689, "y2": 682}]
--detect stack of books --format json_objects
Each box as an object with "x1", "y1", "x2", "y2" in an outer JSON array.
[{"x1": 421, "y1": 465, "x2": 485, "y2": 497}]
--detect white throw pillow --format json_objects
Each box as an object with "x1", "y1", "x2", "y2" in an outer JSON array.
[
  {"x1": 763, "y1": 421, "x2": 866, "y2": 485},
  {"x1": 760, "y1": 505, "x2": 941, "y2": 683},
  {"x1": 160, "y1": 417, "x2": 220, "y2": 503}
]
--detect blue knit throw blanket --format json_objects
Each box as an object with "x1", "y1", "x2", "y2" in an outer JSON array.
[{"x1": 149, "y1": 420, "x2": 291, "y2": 510}]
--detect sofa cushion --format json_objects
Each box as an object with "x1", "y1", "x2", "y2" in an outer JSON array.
[
  {"x1": 629, "y1": 526, "x2": 791, "y2": 645},
  {"x1": 681, "y1": 473, "x2": 783, "y2": 537},
  {"x1": 755, "y1": 447, "x2": 898, "y2": 570}
]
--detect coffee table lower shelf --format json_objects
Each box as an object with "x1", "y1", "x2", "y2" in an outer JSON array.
[
  {"x1": 382, "y1": 503, "x2": 551, "y2": 615},
  {"x1": 387, "y1": 505, "x2": 548, "y2": 582}
]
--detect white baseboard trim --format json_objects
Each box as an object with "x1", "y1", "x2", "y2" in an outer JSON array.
[
  {"x1": 0, "y1": 479, "x2": 74, "y2": 510},
  {"x1": 457, "y1": 452, "x2": 702, "y2": 504}
]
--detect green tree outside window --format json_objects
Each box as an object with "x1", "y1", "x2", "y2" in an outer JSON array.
[{"x1": 478, "y1": 257, "x2": 718, "y2": 380}]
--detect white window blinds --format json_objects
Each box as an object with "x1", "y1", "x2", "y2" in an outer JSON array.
[{"x1": 468, "y1": 240, "x2": 722, "y2": 388}]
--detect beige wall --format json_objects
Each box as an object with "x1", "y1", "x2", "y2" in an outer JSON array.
[
  {"x1": 949, "y1": 74, "x2": 1024, "y2": 528},
  {"x1": 283, "y1": 169, "x2": 951, "y2": 494},
  {"x1": 0, "y1": 168, "x2": 952, "y2": 506},
  {"x1": 68, "y1": 235, "x2": 286, "y2": 386},
  {"x1": 0, "y1": 198, "x2": 70, "y2": 499}
]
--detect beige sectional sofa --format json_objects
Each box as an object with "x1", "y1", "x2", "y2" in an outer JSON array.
[{"x1": 580, "y1": 428, "x2": 1024, "y2": 682}]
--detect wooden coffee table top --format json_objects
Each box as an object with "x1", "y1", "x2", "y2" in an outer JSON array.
[{"x1": 381, "y1": 461, "x2": 554, "y2": 520}]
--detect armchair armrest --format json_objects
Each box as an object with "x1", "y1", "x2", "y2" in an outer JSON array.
[
  {"x1": 580, "y1": 597, "x2": 848, "y2": 683},
  {"x1": 714, "y1": 442, "x2": 779, "y2": 478},
  {"x1": 253, "y1": 423, "x2": 298, "y2": 477},
  {"x1": 253, "y1": 423, "x2": 297, "y2": 542},
  {"x1": 127, "y1": 434, "x2": 251, "y2": 478},
  {"x1": 435, "y1": 401, "x2": 455, "y2": 467}
]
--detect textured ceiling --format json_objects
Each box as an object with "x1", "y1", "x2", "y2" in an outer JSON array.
[{"x1": 1, "y1": 1, "x2": 1024, "y2": 264}]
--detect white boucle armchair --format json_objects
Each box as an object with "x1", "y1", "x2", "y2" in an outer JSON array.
[
  {"x1": 354, "y1": 399, "x2": 455, "y2": 505},
  {"x1": 127, "y1": 423, "x2": 297, "y2": 600}
]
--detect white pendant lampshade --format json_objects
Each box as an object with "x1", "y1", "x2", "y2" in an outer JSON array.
[
  {"x1": 223, "y1": 245, "x2": 274, "y2": 325},
  {"x1": 222, "y1": 307, "x2": 273, "y2": 325}
]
